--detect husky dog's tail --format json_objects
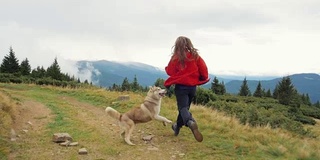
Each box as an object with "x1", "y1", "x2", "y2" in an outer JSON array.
[{"x1": 105, "y1": 107, "x2": 121, "y2": 120}]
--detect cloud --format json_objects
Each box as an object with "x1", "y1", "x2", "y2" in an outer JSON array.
[
  {"x1": 0, "y1": 0, "x2": 320, "y2": 77},
  {"x1": 76, "y1": 62, "x2": 101, "y2": 84}
]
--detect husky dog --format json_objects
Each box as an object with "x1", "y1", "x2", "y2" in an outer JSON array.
[{"x1": 105, "y1": 86, "x2": 172, "y2": 145}]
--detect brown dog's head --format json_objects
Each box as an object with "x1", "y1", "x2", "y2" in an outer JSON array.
[{"x1": 148, "y1": 86, "x2": 167, "y2": 99}]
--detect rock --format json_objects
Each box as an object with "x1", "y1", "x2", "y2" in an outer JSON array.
[
  {"x1": 69, "y1": 142, "x2": 79, "y2": 146},
  {"x1": 142, "y1": 135, "x2": 155, "y2": 141},
  {"x1": 59, "y1": 140, "x2": 71, "y2": 146},
  {"x1": 117, "y1": 95, "x2": 130, "y2": 101},
  {"x1": 78, "y1": 148, "x2": 88, "y2": 155},
  {"x1": 52, "y1": 133, "x2": 73, "y2": 143},
  {"x1": 10, "y1": 129, "x2": 17, "y2": 141},
  {"x1": 111, "y1": 101, "x2": 119, "y2": 105}
]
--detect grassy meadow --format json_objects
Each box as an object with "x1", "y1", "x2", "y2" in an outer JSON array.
[{"x1": 1, "y1": 83, "x2": 320, "y2": 160}]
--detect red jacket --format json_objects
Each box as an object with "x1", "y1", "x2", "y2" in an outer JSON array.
[{"x1": 164, "y1": 52, "x2": 210, "y2": 87}]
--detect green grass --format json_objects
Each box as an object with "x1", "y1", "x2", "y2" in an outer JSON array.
[{"x1": 1, "y1": 83, "x2": 320, "y2": 159}]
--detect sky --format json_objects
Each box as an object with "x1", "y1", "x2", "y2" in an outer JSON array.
[{"x1": 0, "y1": 0, "x2": 319, "y2": 79}]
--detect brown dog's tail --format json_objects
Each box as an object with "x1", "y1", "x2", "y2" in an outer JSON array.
[{"x1": 105, "y1": 107, "x2": 121, "y2": 121}]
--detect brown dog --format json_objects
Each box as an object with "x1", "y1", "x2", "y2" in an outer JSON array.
[{"x1": 105, "y1": 86, "x2": 172, "y2": 145}]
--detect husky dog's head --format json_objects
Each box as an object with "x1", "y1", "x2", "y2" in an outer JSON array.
[{"x1": 148, "y1": 86, "x2": 167, "y2": 99}]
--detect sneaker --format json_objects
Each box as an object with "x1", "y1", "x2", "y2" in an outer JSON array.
[
  {"x1": 187, "y1": 120, "x2": 203, "y2": 142},
  {"x1": 172, "y1": 123, "x2": 180, "y2": 136}
]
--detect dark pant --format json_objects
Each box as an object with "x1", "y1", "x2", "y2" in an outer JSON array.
[{"x1": 174, "y1": 84, "x2": 196, "y2": 128}]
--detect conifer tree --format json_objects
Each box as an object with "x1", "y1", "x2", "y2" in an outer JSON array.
[
  {"x1": 47, "y1": 57, "x2": 62, "y2": 80},
  {"x1": 154, "y1": 78, "x2": 173, "y2": 96},
  {"x1": 31, "y1": 66, "x2": 46, "y2": 78},
  {"x1": 154, "y1": 78, "x2": 165, "y2": 88},
  {"x1": 265, "y1": 89, "x2": 272, "y2": 98},
  {"x1": 0, "y1": 47, "x2": 20, "y2": 73},
  {"x1": 253, "y1": 81, "x2": 263, "y2": 97},
  {"x1": 276, "y1": 76, "x2": 299, "y2": 106},
  {"x1": 262, "y1": 88, "x2": 266, "y2": 97},
  {"x1": 306, "y1": 94, "x2": 311, "y2": 106},
  {"x1": 238, "y1": 77, "x2": 251, "y2": 96},
  {"x1": 61, "y1": 73, "x2": 70, "y2": 81},
  {"x1": 273, "y1": 84, "x2": 279, "y2": 99},
  {"x1": 111, "y1": 83, "x2": 120, "y2": 91},
  {"x1": 84, "y1": 79, "x2": 89, "y2": 84},
  {"x1": 211, "y1": 77, "x2": 220, "y2": 94},
  {"x1": 315, "y1": 101, "x2": 320, "y2": 108},
  {"x1": 211, "y1": 76, "x2": 226, "y2": 95},
  {"x1": 121, "y1": 77, "x2": 130, "y2": 91},
  {"x1": 20, "y1": 58, "x2": 31, "y2": 75},
  {"x1": 220, "y1": 81, "x2": 226, "y2": 95},
  {"x1": 301, "y1": 93, "x2": 312, "y2": 106},
  {"x1": 131, "y1": 75, "x2": 140, "y2": 91}
]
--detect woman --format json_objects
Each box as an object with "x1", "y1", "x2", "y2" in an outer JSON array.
[{"x1": 164, "y1": 36, "x2": 210, "y2": 142}]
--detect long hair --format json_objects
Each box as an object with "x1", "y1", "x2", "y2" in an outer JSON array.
[{"x1": 171, "y1": 36, "x2": 199, "y2": 67}]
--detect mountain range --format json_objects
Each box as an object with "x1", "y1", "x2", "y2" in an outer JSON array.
[{"x1": 76, "y1": 60, "x2": 320, "y2": 103}]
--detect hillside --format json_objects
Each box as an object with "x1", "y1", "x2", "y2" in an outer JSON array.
[
  {"x1": 225, "y1": 73, "x2": 320, "y2": 103},
  {"x1": 1, "y1": 83, "x2": 320, "y2": 159},
  {"x1": 76, "y1": 60, "x2": 320, "y2": 103},
  {"x1": 77, "y1": 60, "x2": 168, "y2": 87}
]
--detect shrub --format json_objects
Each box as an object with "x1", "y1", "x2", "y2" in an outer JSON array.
[
  {"x1": 293, "y1": 114, "x2": 316, "y2": 125},
  {"x1": 300, "y1": 105, "x2": 320, "y2": 119},
  {"x1": 194, "y1": 87, "x2": 217, "y2": 105},
  {"x1": 226, "y1": 97, "x2": 238, "y2": 103},
  {"x1": 205, "y1": 97, "x2": 311, "y2": 136}
]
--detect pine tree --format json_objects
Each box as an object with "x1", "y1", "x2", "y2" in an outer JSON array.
[
  {"x1": 131, "y1": 75, "x2": 140, "y2": 91},
  {"x1": 306, "y1": 94, "x2": 312, "y2": 106},
  {"x1": 121, "y1": 77, "x2": 130, "y2": 91},
  {"x1": 0, "y1": 46, "x2": 20, "y2": 73},
  {"x1": 315, "y1": 101, "x2": 320, "y2": 108},
  {"x1": 61, "y1": 73, "x2": 71, "y2": 81},
  {"x1": 301, "y1": 93, "x2": 312, "y2": 106},
  {"x1": 262, "y1": 88, "x2": 266, "y2": 97},
  {"x1": 47, "y1": 57, "x2": 62, "y2": 80},
  {"x1": 111, "y1": 83, "x2": 120, "y2": 91},
  {"x1": 220, "y1": 81, "x2": 226, "y2": 95},
  {"x1": 154, "y1": 78, "x2": 165, "y2": 88},
  {"x1": 265, "y1": 89, "x2": 272, "y2": 98},
  {"x1": 273, "y1": 84, "x2": 279, "y2": 99},
  {"x1": 210, "y1": 77, "x2": 226, "y2": 95},
  {"x1": 31, "y1": 66, "x2": 46, "y2": 78},
  {"x1": 277, "y1": 76, "x2": 299, "y2": 106},
  {"x1": 20, "y1": 58, "x2": 31, "y2": 75},
  {"x1": 211, "y1": 77, "x2": 220, "y2": 94},
  {"x1": 238, "y1": 77, "x2": 251, "y2": 96},
  {"x1": 253, "y1": 81, "x2": 263, "y2": 97}
]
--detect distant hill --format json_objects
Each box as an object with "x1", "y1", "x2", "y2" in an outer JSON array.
[
  {"x1": 77, "y1": 60, "x2": 239, "y2": 86},
  {"x1": 76, "y1": 60, "x2": 320, "y2": 103},
  {"x1": 224, "y1": 73, "x2": 320, "y2": 103},
  {"x1": 77, "y1": 60, "x2": 168, "y2": 87}
]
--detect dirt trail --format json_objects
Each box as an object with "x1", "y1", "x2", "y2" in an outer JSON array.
[
  {"x1": 62, "y1": 96, "x2": 188, "y2": 159},
  {"x1": 9, "y1": 96, "x2": 188, "y2": 160},
  {"x1": 12, "y1": 101, "x2": 53, "y2": 133},
  {"x1": 9, "y1": 101, "x2": 53, "y2": 160},
  {"x1": 61, "y1": 96, "x2": 116, "y2": 136}
]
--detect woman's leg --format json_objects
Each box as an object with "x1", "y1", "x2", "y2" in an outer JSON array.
[{"x1": 175, "y1": 88, "x2": 193, "y2": 126}]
